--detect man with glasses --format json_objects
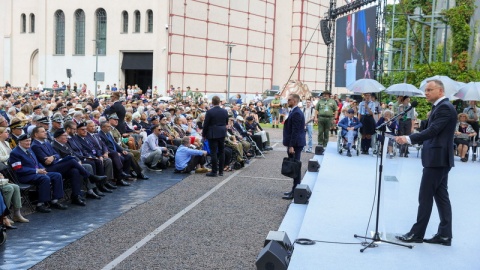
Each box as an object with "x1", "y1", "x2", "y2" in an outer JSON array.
[{"x1": 141, "y1": 124, "x2": 168, "y2": 171}]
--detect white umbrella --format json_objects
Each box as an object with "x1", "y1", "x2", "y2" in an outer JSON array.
[
  {"x1": 346, "y1": 79, "x2": 385, "y2": 94},
  {"x1": 157, "y1": 96, "x2": 173, "y2": 102},
  {"x1": 384, "y1": 83, "x2": 425, "y2": 97},
  {"x1": 454, "y1": 82, "x2": 480, "y2": 101},
  {"x1": 419, "y1": 75, "x2": 461, "y2": 97}
]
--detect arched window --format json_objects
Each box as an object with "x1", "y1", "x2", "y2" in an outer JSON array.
[
  {"x1": 75, "y1": 9, "x2": 85, "y2": 55},
  {"x1": 21, "y1": 14, "x2": 26, "y2": 33},
  {"x1": 95, "y1": 8, "x2": 107, "y2": 55},
  {"x1": 134, "y1": 10, "x2": 140, "y2": 33},
  {"x1": 122, "y1": 11, "x2": 128, "y2": 33},
  {"x1": 30, "y1": 14, "x2": 35, "y2": 33},
  {"x1": 146, "y1": 10, "x2": 153, "y2": 33},
  {"x1": 54, "y1": 10, "x2": 65, "y2": 54}
]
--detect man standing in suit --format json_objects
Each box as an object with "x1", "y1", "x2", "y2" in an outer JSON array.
[
  {"x1": 395, "y1": 79, "x2": 457, "y2": 246},
  {"x1": 282, "y1": 94, "x2": 306, "y2": 200},
  {"x1": 104, "y1": 92, "x2": 126, "y2": 134},
  {"x1": 202, "y1": 96, "x2": 228, "y2": 177}
]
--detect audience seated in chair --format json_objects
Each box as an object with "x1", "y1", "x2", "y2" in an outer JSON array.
[{"x1": 455, "y1": 113, "x2": 477, "y2": 162}]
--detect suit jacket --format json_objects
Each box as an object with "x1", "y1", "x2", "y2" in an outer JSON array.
[
  {"x1": 86, "y1": 133, "x2": 109, "y2": 156},
  {"x1": 31, "y1": 139, "x2": 61, "y2": 167},
  {"x1": 98, "y1": 130, "x2": 124, "y2": 153},
  {"x1": 9, "y1": 146, "x2": 45, "y2": 178},
  {"x1": 202, "y1": 106, "x2": 228, "y2": 139},
  {"x1": 233, "y1": 122, "x2": 248, "y2": 137},
  {"x1": 410, "y1": 98, "x2": 457, "y2": 168},
  {"x1": 283, "y1": 107, "x2": 306, "y2": 147},
  {"x1": 51, "y1": 140, "x2": 82, "y2": 162},
  {"x1": 104, "y1": 101, "x2": 126, "y2": 134},
  {"x1": 67, "y1": 136, "x2": 92, "y2": 159},
  {"x1": 338, "y1": 116, "x2": 362, "y2": 136}
]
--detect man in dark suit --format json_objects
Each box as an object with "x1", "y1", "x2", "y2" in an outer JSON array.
[
  {"x1": 337, "y1": 108, "x2": 362, "y2": 157},
  {"x1": 104, "y1": 92, "x2": 126, "y2": 134},
  {"x1": 282, "y1": 94, "x2": 306, "y2": 200},
  {"x1": 98, "y1": 121, "x2": 132, "y2": 186},
  {"x1": 395, "y1": 79, "x2": 457, "y2": 246},
  {"x1": 202, "y1": 96, "x2": 228, "y2": 177},
  {"x1": 9, "y1": 134, "x2": 67, "y2": 213}
]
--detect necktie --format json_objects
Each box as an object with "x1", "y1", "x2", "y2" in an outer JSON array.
[{"x1": 26, "y1": 150, "x2": 38, "y2": 168}]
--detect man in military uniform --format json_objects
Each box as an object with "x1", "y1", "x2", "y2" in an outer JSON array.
[
  {"x1": 314, "y1": 91, "x2": 338, "y2": 148},
  {"x1": 185, "y1": 86, "x2": 193, "y2": 99},
  {"x1": 270, "y1": 94, "x2": 282, "y2": 128},
  {"x1": 193, "y1": 88, "x2": 203, "y2": 103}
]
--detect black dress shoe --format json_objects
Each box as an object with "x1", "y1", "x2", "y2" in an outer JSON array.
[
  {"x1": 89, "y1": 174, "x2": 108, "y2": 183},
  {"x1": 424, "y1": 234, "x2": 452, "y2": 246},
  {"x1": 93, "y1": 188, "x2": 105, "y2": 196},
  {"x1": 283, "y1": 191, "x2": 292, "y2": 196},
  {"x1": 5, "y1": 225, "x2": 18, "y2": 230},
  {"x1": 98, "y1": 185, "x2": 113, "y2": 193},
  {"x1": 130, "y1": 171, "x2": 138, "y2": 178},
  {"x1": 218, "y1": 172, "x2": 224, "y2": 176},
  {"x1": 105, "y1": 182, "x2": 117, "y2": 189},
  {"x1": 137, "y1": 173, "x2": 149, "y2": 180},
  {"x1": 282, "y1": 193, "x2": 294, "y2": 200},
  {"x1": 117, "y1": 179, "x2": 131, "y2": 186},
  {"x1": 71, "y1": 196, "x2": 87, "y2": 206},
  {"x1": 86, "y1": 192, "x2": 102, "y2": 200},
  {"x1": 206, "y1": 172, "x2": 217, "y2": 177},
  {"x1": 347, "y1": 150, "x2": 352, "y2": 157},
  {"x1": 120, "y1": 172, "x2": 131, "y2": 179},
  {"x1": 51, "y1": 202, "x2": 68, "y2": 210},
  {"x1": 36, "y1": 204, "x2": 51, "y2": 213},
  {"x1": 395, "y1": 232, "x2": 423, "y2": 243}
]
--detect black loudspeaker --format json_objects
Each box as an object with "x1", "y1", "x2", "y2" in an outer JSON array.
[
  {"x1": 320, "y1": 19, "x2": 332, "y2": 45},
  {"x1": 255, "y1": 240, "x2": 289, "y2": 270},
  {"x1": 66, "y1": 69, "x2": 72, "y2": 78},
  {"x1": 264, "y1": 231, "x2": 293, "y2": 253},
  {"x1": 315, "y1": 145, "x2": 324, "y2": 155},
  {"x1": 308, "y1": 159, "x2": 320, "y2": 172},
  {"x1": 294, "y1": 184, "x2": 311, "y2": 204}
]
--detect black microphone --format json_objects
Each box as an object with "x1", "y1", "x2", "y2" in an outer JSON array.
[{"x1": 404, "y1": 100, "x2": 418, "y2": 113}]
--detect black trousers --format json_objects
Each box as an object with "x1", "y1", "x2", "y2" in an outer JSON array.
[
  {"x1": 47, "y1": 159, "x2": 89, "y2": 196},
  {"x1": 287, "y1": 146, "x2": 303, "y2": 193},
  {"x1": 184, "y1": 155, "x2": 206, "y2": 173},
  {"x1": 208, "y1": 137, "x2": 225, "y2": 174},
  {"x1": 410, "y1": 167, "x2": 452, "y2": 238}
]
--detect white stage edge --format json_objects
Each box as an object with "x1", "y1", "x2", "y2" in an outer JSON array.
[{"x1": 280, "y1": 142, "x2": 480, "y2": 270}]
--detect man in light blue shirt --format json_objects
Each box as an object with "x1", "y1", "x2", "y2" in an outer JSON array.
[
  {"x1": 175, "y1": 137, "x2": 209, "y2": 173},
  {"x1": 141, "y1": 124, "x2": 167, "y2": 171}
]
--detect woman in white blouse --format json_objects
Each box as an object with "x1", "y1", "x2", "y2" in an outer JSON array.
[{"x1": 0, "y1": 127, "x2": 29, "y2": 226}]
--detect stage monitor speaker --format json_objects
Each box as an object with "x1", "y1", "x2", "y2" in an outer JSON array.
[
  {"x1": 264, "y1": 231, "x2": 293, "y2": 253},
  {"x1": 320, "y1": 19, "x2": 332, "y2": 45},
  {"x1": 315, "y1": 145, "x2": 324, "y2": 155},
  {"x1": 255, "y1": 240, "x2": 289, "y2": 270},
  {"x1": 66, "y1": 69, "x2": 72, "y2": 78},
  {"x1": 294, "y1": 184, "x2": 311, "y2": 204},
  {"x1": 308, "y1": 159, "x2": 320, "y2": 172}
]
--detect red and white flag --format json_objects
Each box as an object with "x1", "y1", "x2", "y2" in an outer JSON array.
[{"x1": 11, "y1": 161, "x2": 22, "y2": 170}]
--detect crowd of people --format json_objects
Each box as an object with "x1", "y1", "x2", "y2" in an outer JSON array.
[{"x1": 0, "y1": 82, "x2": 277, "y2": 232}]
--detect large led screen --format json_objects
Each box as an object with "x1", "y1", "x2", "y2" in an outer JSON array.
[{"x1": 335, "y1": 6, "x2": 377, "y2": 87}]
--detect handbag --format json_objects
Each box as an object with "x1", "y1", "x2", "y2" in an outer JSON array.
[{"x1": 281, "y1": 157, "x2": 302, "y2": 179}]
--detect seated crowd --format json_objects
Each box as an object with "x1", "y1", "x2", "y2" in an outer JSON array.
[{"x1": 0, "y1": 86, "x2": 274, "y2": 230}]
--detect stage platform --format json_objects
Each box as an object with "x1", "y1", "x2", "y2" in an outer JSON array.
[{"x1": 280, "y1": 142, "x2": 480, "y2": 270}]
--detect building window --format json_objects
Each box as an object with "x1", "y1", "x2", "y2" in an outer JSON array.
[
  {"x1": 147, "y1": 10, "x2": 153, "y2": 33},
  {"x1": 75, "y1": 9, "x2": 85, "y2": 55},
  {"x1": 21, "y1": 14, "x2": 26, "y2": 33},
  {"x1": 122, "y1": 11, "x2": 128, "y2": 33},
  {"x1": 55, "y1": 10, "x2": 65, "y2": 55},
  {"x1": 30, "y1": 14, "x2": 35, "y2": 33},
  {"x1": 134, "y1": 10, "x2": 140, "y2": 33},
  {"x1": 95, "y1": 8, "x2": 107, "y2": 55}
]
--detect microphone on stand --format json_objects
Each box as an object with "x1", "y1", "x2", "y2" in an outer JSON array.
[{"x1": 403, "y1": 100, "x2": 418, "y2": 114}]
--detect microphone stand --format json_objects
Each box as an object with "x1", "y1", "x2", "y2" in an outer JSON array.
[{"x1": 354, "y1": 107, "x2": 415, "y2": 252}]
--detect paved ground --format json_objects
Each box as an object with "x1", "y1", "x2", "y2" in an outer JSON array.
[{"x1": 2, "y1": 127, "x2": 319, "y2": 269}]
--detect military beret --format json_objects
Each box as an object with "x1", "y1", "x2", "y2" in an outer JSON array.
[{"x1": 53, "y1": 128, "x2": 66, "y2": 138}]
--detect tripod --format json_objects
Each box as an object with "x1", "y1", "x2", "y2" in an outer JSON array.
[{"x1": 354, "y1": 109, "x2": 414, "y2": 252}]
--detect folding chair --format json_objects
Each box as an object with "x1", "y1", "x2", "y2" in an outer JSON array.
[{"x1": 1, "y1": 166, "x2": 37, "y2": 213}]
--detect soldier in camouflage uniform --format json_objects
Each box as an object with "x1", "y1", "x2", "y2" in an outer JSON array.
[{"x1": 314, "y1": 91, "x2": 337, "y2": 148}]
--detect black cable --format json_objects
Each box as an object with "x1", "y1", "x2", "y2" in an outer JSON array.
[{"x1": 294, "y1": 238, "x2": 363, "y2": 245}]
